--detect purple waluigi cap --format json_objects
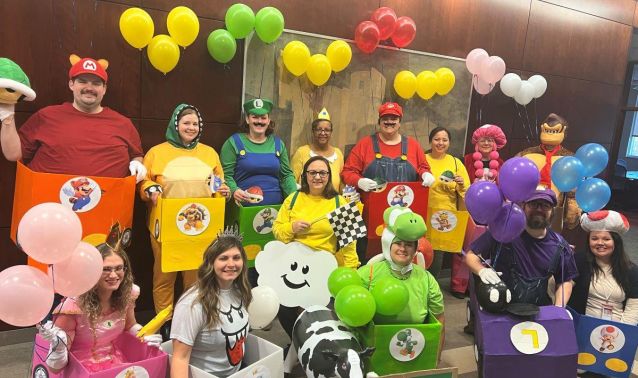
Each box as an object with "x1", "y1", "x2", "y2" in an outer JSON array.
[{"x1": 524, "y1": 188, "x2": 557, "y2": 206}]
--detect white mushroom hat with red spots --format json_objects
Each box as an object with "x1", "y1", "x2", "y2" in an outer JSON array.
[{"x1": 580, "y1": 210, "x2": 630, "y2": 235}]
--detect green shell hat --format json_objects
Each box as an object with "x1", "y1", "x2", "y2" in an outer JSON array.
[{"x1": 0, "y1": 58, "x2": 36, "y2": 104}]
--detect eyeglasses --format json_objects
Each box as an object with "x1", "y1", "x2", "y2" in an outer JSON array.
[
  {"x1": 102, "y1": 265, "x2": 126, "y2": 274},
  {"x1": 306, "y1": 170, "x2": 329, "y2": 178},
  {"x1": 526, "y1": 201, "x2": 552, "y2": 211},
  {"x1": 313, "y1": 128, "x2": 332, "y2": 135}
]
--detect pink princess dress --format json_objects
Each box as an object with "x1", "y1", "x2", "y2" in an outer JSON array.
[{"x1": 53, "y1": 285, "x2": 139, "y2": 372}]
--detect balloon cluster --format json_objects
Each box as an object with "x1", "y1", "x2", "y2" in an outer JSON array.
[
  {"x1": 355, "y1": 7, "x2": 416, "y2": 53},
  {"x1": 465, "y1": 48, "x2": 506, "y2": 95},
  {"x1": 393, "y1": 68, "x2": 455, "y2": 100},
  {"x1": 0, "y1": 203, "x2": 102, "y2": 327},
  {"x1": 282, "y1": 40, "x2": 352, "y2": 86},
  {"x1": 328, "y1": 267, "x2": 409, "y2": 327},
  {"x1": 465, "y1": 157, "x2": 541, "y2": 243},
  {"x1": 119, "y1": 7, "x2": 199, "y2": 74},
  {"x1": 500, "y1": 73, "x2": 547, "y2": 106},
  {"x1": 208, "y1": 4, "x2": 285, "y2": 64},
  {"x1": 551, "y1": 143, "x2": 611, "y2": 212}
]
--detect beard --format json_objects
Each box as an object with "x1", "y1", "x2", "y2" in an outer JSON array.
[{"x1": 527, "y1": 214, "x2": 550, "y2": 229}]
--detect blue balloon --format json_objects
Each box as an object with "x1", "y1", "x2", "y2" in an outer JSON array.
[
  {"x1": 551, "y1": 156, "x2": 585, "y2": 192},
  {"x1": 576, "y1": 178, "x2": 611, "y2": 212},
  {"x1": 575, "y1": 143, "x2": 609, "y2": 177}
]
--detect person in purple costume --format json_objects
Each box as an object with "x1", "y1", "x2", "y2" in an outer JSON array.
[{"x1": 465, "y1": 187, "x2": 578, "y2": 306}]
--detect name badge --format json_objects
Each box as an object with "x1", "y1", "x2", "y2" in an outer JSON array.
[{"x1": 601, "y1": 303, "x2": 613, "y2": 320}]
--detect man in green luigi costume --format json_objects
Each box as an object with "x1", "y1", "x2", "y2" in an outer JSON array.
[{"x1": 220, "y1": 98, "x2": 297, "y2": 206}]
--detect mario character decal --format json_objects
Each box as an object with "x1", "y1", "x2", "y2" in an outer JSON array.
[
  {"x1": 220, "y1": 301, "x2": 249, "y2": 367},
  {"x1": 115, "y1": 365, "x2": 150, "y2": 378},
  {"x1": 0, "y1": 57, "x2": 36, "y2": 104},
  {"x1": 590, "y1": 325, "x2": 625, "y2": 353},
  {"x1": 431, "y1": 210, "x2": 457, "y2": 232},
  {"x1": 255, "y1": 240, "x2": 338, "y2": 308},
  {"x1": 389, "y1": 328, "x2": 425, "y2": 361},
  {"x1": 176, "y1": 203, "x2": 210, "y2": 235},
  {"x1": 60, "y1": 176, "x2": 101, "y2": 212},
  {"x1": 253, "y1": 207, "x2": 277, "y2": 234},
  {"x1": 387, "y1": 184, "x2": 414, "y2": 207}
]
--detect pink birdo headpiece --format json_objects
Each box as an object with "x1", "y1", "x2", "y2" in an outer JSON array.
[{"x1": 472, "y1": 124, "x2": 507, "y2": 150}]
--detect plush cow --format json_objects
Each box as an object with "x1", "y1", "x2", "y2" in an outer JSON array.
[{"x1": 287, "y1": 305, "x2": 375, "y2": 378}]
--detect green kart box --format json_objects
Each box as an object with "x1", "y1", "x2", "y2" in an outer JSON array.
[{"x1": 225, "y1": 201, "x2": 281, "y2": 267}]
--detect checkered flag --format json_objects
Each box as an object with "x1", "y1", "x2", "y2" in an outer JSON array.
[{"x1": 327, "y1": 201, "x2": 367, "y2": 249}]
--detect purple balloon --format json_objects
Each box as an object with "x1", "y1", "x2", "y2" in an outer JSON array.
[
  {"x1": 498, "y1": 157, "x2": 540, "y2": 202},
  {"x1": 488, "y1": 203, "x2": 526, "y2": 243},
  {"x1": 465, "y1": 182, "x2": 504, "y2": 224}
]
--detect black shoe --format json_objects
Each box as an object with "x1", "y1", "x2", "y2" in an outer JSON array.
[
  {"x1": 160, "y1": 320, "x2": 172, "y2": 342},
  {"x1": 463, "y1": 319, "x2": 474, "y2": 335},
  {"x1": 451, "y1": 291, "x2": 465, "y2": 299}
]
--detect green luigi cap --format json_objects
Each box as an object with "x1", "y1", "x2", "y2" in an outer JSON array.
[{"x1": 243, "y1": 98, "x2": 273, "y2": 115}]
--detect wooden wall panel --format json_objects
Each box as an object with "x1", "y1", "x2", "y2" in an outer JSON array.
[
  {"x1": 524, "y1": 1, "x2": 632, "y2": 85},
  {"x1": 143, "y1": 0, "x2": 376, "y2": 40},
  {"x1": 382, "y1": 0, "x2": 531, "y2": 66},
  {"x1": 634, "y1": 3, "x2": 638, "y2": 27},
  {"x1": 540, "y1": 0, "x2": 636, "y2": 25}
]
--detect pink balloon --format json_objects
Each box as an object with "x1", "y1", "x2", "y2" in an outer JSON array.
[
  {"x1": 17, "y1": 202, "x2": 82, "y2": 264},
  {"x1": 0, "y1": 265, "x2": 54, "y2": 326},
  {"x1": 473, "y1": 76, "x2": 493, "y2": 95},
  {"x1": 466, "y1": 48, "x2": 488, "y2": 74},
  {"x1": 50, "y1": 242, "x2": 103, "y2": 297},
  {"x1": 371, "y1": 7, "x2": 397, "y2": 40},
  {"x1": 479, "y1": 56, "x2": 506, "y2": 84},
  {"x1": 391, "y1": 16, "x2": 416, "y2": 48}
]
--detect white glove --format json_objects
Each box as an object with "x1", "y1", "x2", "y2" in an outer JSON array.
[
  {"x1": 421, "y1": 172, "x2": 435, "y2": 187},
  {"x1": 128, "y1": 323, "x2": 162, "y2": 348},
  {"x1": 39, "y1": 321, "x2": 69, "y2": 370},
  {"x1": 478, "y1": 268, "x2": 502, "y2": 285},
  {"x1": 0, "y1": 103, "x2": 15, "y2": 121},
  {"x1": 129, "y1": 160, "x2": 147, "y2": 184},
  {"x1": 357, "y1": 178, "x2": 378, "y2": 192}
]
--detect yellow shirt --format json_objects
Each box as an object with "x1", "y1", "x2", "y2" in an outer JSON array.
[
  {"x1": 273, "y1": 191, "x2": 359, "y2": 268},
  {"x1": 290, "y1": 145, "x2": 344, "y2": 190},
  {"x1": 425, "y1": 153, "x2": 470, "y2": 210},
  {"x1": 139, "y1": 142, "x2": 224, "y2": 199}
]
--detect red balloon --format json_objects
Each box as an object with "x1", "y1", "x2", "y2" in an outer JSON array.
[
  {"x1": 354, "y1": 21, "x2": 380, "y2": 54},
  {"x1": 417, "y1": 237, "x2": 434, "y2": 269},
  {"x1": 371, "y1": 7, "x2": 397, "y2": 40},
  {"x1": 391, "y1": 16, "x2": 416, "y2": 48}
]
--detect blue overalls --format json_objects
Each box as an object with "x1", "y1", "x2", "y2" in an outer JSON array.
[
  {"x1": 232, "y1": 133, "x2": 284, "y2": 206},
  {"x1": 362, "y1": 134, "x2": 418, "y2": 182}
]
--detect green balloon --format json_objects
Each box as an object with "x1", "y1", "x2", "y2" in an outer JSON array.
[
  {"x1": 328, "y1": 267, "x2": 362, "y2": 297},
  {"x1": 254, "y1": 7, "x2": 284, "y2": 43},
  {"x1": 334, "y1": 285, "x2": 376, "y2": 327},
  {"x1": 207, "y1": 29, "x2": 237, "y2": 64},
  {"x1": 371, "y1": 276, "x2": 409, "y2": 316},
  {"x1": 225, "y1": 3, "x2": 255, "y2": 39}
]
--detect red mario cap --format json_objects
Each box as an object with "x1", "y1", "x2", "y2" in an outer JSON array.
[
  {"x1": 68, "y1": 54, "x2": 108, "y2": 83},
  {"x1": 378, "y1": 102, "x2": 403, "y2": 118}
]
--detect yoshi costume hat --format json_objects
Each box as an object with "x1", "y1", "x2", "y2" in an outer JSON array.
[{"x1": 243, "y1": 98, "x2": 273, "y2": 115}]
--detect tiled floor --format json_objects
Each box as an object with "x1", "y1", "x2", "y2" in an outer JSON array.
[{"x1": 4, "y1": 210, "x2": 638, "y2": 377}]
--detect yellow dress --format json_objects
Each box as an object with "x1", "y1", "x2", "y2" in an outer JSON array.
[{"x1": 425, "y1": 153, "x2": 470, "y2": 211}]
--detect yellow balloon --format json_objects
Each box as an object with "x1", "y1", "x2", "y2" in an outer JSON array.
[
  {"x1": 416, "y1": 71, "x2": 437, "y2": 100},
  {"x1": 394, "y1": 70, "x2": 417, "y2": 99},
  {"x1": 306, "y1": 54, "x2": 332, "y2": 86},
  {"x1": 326, "y1": 40, "x2": 352, "y2": 73},
  {"x1": 167, "y1": 6, "x2": 200, "y2": 48},
  {"x1": 147, "y1": 35, "x2": 180, "y2": 74},
  {"x1": 282, "y1": 41, "x2": 311, "y2": 77},
  {"x1": 435, "y1": 67, "x2": 456, "y2": 95},
  {"x1": 119, "y1": 8, "x2": 154, "y2": 49}
]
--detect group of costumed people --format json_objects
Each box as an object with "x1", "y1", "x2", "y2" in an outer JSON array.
[{"x1": 1, "y1": 54, "x2": 637, "y2": 378}]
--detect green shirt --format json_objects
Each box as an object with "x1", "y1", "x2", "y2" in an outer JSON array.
[
  {"x1": 220, "y1": 133, "x2": 297, "y2": 197},
  {"x1": 358, "y1": 261, "x2": 444, "y2": 324}
]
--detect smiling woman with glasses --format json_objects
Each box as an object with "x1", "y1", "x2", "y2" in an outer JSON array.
[
  {"x1": 291, "y1": 107, "x2": 345, "y2": 190},
  {"x1": 273, "y1": 155, "x2": 360, "y2": 337}
]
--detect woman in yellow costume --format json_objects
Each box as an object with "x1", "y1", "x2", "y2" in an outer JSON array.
[
  {"x1": 139, "y1": 104, "x2": 230, "y2": 334},
  {"x1": 291, "y1": 108, "x2": 344, "y2": 190}
]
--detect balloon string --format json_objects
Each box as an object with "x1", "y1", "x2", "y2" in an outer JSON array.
[
  {"x1": 514, "y1": 103, "x2": 531, "y2": 146},
  {"x1": 524, "y1": 106, "x2": 533, "y2": 142},
  {"x1": 533, "y1": 98, "x2": 539, "y2": 139},
  {"x1": 493, "y1": 203, "x2": 514, "y2": 267}
]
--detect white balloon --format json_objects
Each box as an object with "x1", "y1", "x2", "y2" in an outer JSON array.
[
  {"x1": 528, "y1": 74, "x2": 547, "y2": 98},
  {"x1": 248, "y1": 285, "x2": 280, "y2": 329},
  {"x1": 499, "y1": 73, "x2": 521, "y2": 98},
  {"x1": 514, "y1": 81, "x2": 535, "y2": 106}
]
